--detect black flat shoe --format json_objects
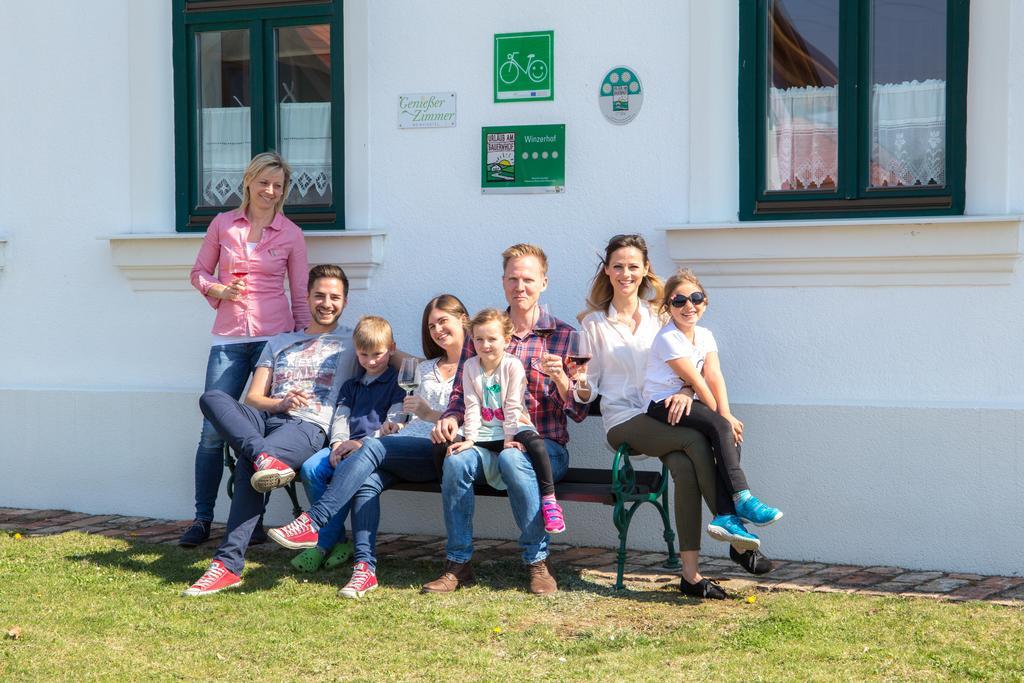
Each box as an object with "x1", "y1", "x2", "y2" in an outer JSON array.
[
  {"x1": 679, "y1": 576, "x2": 727, "y2": 600},
  {"x1": 729, "y1": 545, "x2": 774, "y2": 575},
  {"x1": 178, "y1": 519, "x2": 211, "y2": 548},
  {"x1": 249, "y1": 522, "x2": 268, "y2": 545}
]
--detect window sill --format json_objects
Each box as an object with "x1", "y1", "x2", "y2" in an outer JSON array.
[
  {"x1": 662, "y1": 215, "x2": 1023, "y2": 287},
  {"x1": 104, "y1": 231, "x2": 386, "y2": 292}
]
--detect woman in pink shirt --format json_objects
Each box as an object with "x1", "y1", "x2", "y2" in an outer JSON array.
[{"x1": 179, "y1": 152, "x2": 311, "y2": 547}]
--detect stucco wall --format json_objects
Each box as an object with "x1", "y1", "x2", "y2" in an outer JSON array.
[{"x1": 0, "y1": 0, "x2": 1021, "y2": 575}]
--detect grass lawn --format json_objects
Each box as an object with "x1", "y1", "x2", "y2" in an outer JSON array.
[{"x1": 1, "y1": 532, "x2": 1022, "y2": 681}]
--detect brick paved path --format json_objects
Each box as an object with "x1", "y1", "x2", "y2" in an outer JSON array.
[{"x1": 3, "y1": 507, "x2": 1022, "y2": 605}]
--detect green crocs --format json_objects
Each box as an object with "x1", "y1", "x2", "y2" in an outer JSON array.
[
  {"x1": 291, "y1": 547, "x2": 326, "y2": 573},
  {"x1": 324, "y1": 541, "x2": 354, "y2": 570}
]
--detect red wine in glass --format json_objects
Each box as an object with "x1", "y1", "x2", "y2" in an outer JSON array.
[{"x1": 567, "y1": 354, "x2": 592, "y2": 366}]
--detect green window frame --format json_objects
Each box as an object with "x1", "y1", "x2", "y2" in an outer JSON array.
[
  {"x1": 172, "y1": 0, "x2": 344, "y2": 232},
  {"x1": 738, "y1": 0, "x2": 969, "y2": 221}
]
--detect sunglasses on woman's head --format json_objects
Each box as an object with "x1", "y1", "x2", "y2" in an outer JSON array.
[{"x1": 670, "y1": 292, "x2": 706, "y2": 308}]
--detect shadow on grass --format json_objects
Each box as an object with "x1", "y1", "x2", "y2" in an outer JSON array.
[{"x1": 67, "y1": 537, "x2": 697, "y2": 604}]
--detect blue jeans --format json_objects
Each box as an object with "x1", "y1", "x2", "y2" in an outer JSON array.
[
  {"x1": 300, "y1": 449, "x2": 353, "y2": 553},
  {"x1": 193, "y1": 341, "x2": 266, "y2": 522},
  {"x1": 442, "y1": 439, "x2": 569, "y2": 565},
  {"x1": 306, "y1": 436, "x2": 439, "y2": 569}
]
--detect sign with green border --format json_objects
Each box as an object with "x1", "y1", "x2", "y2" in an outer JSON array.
[
  {"x1": 493, "y1": 31, "x2": 554, "y2": 102},
  {"x1": 481, "y1": 124, "x2": 564, "y2": 194}
]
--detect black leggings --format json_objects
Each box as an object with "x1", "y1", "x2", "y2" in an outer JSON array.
[
  {"x1": 435, "y1": 430, "x2": 555, "y2": 497},
  {"x1": 646, "y1": 399, "x2": 749, "y2": 497}
]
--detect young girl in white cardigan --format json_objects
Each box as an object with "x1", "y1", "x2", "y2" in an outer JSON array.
[{"x1": 447, "y1": 308, "x2": 565, "y2": 533}]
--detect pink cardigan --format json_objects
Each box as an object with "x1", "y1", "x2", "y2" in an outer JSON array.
[
  {"x1": 462, "y1": 353, "x2": 536, "y2": 442},
  {"x1": 189, "y1": 208, "x2": 311, "y2": 337}
]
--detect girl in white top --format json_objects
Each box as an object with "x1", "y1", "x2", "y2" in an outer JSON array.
[
  {"x1": 449, "y1": 308, "x2": 565, "y2": 534},
  {"x1": 644, "y1": 268, "x2": 784, "y2": 532}
]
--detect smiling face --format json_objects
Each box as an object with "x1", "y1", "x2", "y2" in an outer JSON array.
[
  {"x1": 427, "y1": 306, "x2": 465, "y2": 355},
  {"x1": 668, "y1": 281, "x2": 707, "y2": 334},
  {"x1": 306, "y1": 277, "x2": 347, "y2": 332},
  {"x1": 502, "y1": 255, "x2": 548, "y2": 319},
  {"x1": 471, "y1": 320, "x2": 509, "y2": 370},
  {"x1": 603, "y1": 246, "x2": 649, "y2": 302},
  {"x1": 246, "y1": 167, "x2": 286, "y2": 215}
]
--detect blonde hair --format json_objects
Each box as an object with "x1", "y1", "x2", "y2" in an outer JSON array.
[
  {"x1": 583, "y1": 233, "x2": 664, "y2": 316},
  {"x1": 240, "y1": 152, "x2": 292, "y2": 216},
  {"x1": 501, "y1": 243, "x2": 548, "y2": 274},
  {"x1": 469, "y1": 308, "x2": 513, "y2": 340},
  {"x1": 659, "y1": 268, "x2": 708, "y2": 314},
  {"x1": 353, "y1": 315, "x2": 394, "y2": 351}
]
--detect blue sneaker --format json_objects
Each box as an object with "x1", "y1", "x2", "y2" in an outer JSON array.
[
  {"x1": 734, "y1": 493, "x2": 783, "y2": 526},
  {"x1": 707, "y1": 515, "x2": 760, "y2": 551}
]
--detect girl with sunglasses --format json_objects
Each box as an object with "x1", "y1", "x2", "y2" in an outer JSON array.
[{"x1": 644, "y1": 268, "x2": 784, "y2": 547}]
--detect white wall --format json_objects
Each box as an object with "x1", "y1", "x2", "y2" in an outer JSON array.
[{"x1": 1, "y1": 0, "x2": 1021, "y2": 575}]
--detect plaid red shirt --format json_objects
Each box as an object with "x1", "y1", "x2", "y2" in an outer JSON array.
[{"x1": 442, "y1": 315, "x2": 589, "y2": 445}]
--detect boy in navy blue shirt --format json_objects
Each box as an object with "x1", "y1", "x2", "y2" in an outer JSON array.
[{"x1": 292, "y1": 316, "x2": 406, "y2": 575}]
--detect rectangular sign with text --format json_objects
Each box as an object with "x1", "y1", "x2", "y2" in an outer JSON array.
[{"x1": 481, "y1": 124, "x2": 565, "y2": 194}]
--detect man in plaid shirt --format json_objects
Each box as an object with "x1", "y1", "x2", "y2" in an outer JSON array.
[{"x1": 423, "y1": 244, "x2": 588, "y2": 596}]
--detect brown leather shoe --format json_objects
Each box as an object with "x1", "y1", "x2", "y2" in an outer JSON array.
[
  {"x1": 527, "y1": 558, "x2": 557, "y2": 595},
  {"x1": 421, "y1": 560, "x2": 476, "y2": 594}
]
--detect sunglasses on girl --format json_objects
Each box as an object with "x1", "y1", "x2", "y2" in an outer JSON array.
[{"x1": 670, "y1": 292, "x2": 706, "y2": 308}]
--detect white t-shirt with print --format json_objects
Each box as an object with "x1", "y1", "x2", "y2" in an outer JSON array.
[
  {"x1": 255, "y1": 327, "x2": 356, "y2": 432},
  {"x1": 643, "y1": 322, "x2": 718, "y2": 405}
]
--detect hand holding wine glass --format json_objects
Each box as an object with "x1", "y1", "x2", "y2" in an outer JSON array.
[
  {"x1": 223, "y1": 256, "x2": 249, "y2": 301},
  {"x1": 565, "y1": 330, "x2": 592, "y2": 388},
  {"x1": 396, "y1": 358, "x2": 422, "y2": 422}
]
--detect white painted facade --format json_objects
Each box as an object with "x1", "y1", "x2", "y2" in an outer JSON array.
[{"x1": 1, "y1": 1, "x2": 1021, "y2": 575}]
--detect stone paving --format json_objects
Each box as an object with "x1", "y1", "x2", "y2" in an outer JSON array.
[{"x1": 3, "y1": 507, "x2": 1022, "y2": 606}]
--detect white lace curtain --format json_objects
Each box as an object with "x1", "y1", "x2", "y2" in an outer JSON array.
[
  {"x1": 200, "y1": 102, "x2": 333, "y2": 207},
  {"x1": 767, "y1": 79, "x2": 945, "y2": 191}
]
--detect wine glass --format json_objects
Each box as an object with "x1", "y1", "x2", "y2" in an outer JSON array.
[
  {"x1": 396, "y1": 357, "x2": 421, "y2": 422},
  {"x1": 565, "y1": 330, "x2": 592, "y2": 388},
  {"x1": 228, "y1": 256, "x2": 249, "y2": 302},
  {"x1": 532, "y1": 303, "x2": 555, "y2": 375}
]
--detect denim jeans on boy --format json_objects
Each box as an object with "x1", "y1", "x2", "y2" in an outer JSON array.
[
  {"x1": 304, "y1": 436, "x2": 438, "y2": 571},
  {"x1": 441, "y1": 439, "x2": 569, "y2": 565},
  {"x1": 193, "y1": 341, "x2": 266, "y2": 522},
  {"x1": 300, "y1": 449, "x2": 354, "y2": 553},
  {"x1": 306, "y1": 436, "x2": 439, "y2": 529},
  {"x1": 199, "y1": 389, "x2": 326, "y2": 575}
]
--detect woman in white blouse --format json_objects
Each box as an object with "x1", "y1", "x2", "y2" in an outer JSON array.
[{"x1": 575, "y1": 235, "x2": 772, "y2": 599}]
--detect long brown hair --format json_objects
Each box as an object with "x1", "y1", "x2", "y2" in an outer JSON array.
[
  {"x1": 420, "y1": 294, "x2": 470, "y2": 360},
  {"x1": 583, "y1": 233, "x2": 663, "y2": 315}
]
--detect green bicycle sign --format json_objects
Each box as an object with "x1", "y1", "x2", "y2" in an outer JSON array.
[{"x1": 493, "y1": 31, "x2": 554, "y2": 103}]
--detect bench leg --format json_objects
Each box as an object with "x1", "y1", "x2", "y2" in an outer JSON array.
[{"x1": 612, "y1": 500, "x2": 640, "y2": 591}]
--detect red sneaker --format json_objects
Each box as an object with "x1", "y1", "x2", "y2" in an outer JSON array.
[
  {"x1": 338, "y1": 562, "x2": 378, "y2": 599},
  {"x1": 250, "y1": 453, "x2": 295, "y2": 493},
  {"x1": 267, "y1": 512, "x2": 319, "y2": 550},
  {"x1": 181, "y1": 560, "x2": 241, "y2": 597}
]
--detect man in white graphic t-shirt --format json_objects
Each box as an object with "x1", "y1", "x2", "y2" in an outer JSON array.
[{"x1": 183, "y1": 264, "x2": 357, "y2": 597}]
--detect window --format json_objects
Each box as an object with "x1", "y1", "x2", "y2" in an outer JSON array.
[
  {"x1": 173, "y1": 0, "x2": 343, "y2": 231},
  {"x1": 738, "y1": 0, "x2": 969, "y2": 220}
]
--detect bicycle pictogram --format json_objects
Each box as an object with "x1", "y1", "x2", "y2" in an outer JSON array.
[{"x1": 498, "y1": 52, "x2": 549, "y2": 85}]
